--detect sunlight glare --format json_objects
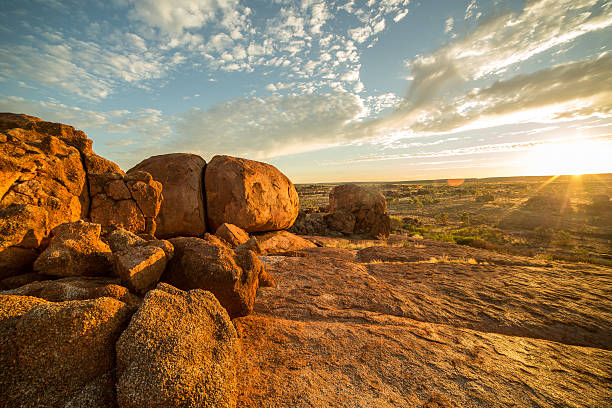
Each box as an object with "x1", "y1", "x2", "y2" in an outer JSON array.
[{"x1": 525, "y1": 140, "x2": 612, "y2": 176}]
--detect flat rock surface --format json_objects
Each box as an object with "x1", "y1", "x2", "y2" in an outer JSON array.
[{"x1": 236, "y1": 241, "x2": 612, "y2": 407}]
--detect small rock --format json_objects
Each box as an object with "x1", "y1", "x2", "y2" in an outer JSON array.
[
  {"x1": 215, "y1": 223, "x2": 250, "y2": 248},
  {"x1": 114, "y1": 245, "x2": 168, "y2": 295},
  {"x1": 34, "y1": 220, "x2": 113, "y2": 277},
  {"x1": 255, "y1": 230, "x2": 317, "y2": 255},
  {"x1": 164, "y1": 237, "x2": 261, "y2": 317}
]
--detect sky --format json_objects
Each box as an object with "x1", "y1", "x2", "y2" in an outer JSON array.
[{"x1": 1, "y1": 0, "x2": 611, "y2": 183}]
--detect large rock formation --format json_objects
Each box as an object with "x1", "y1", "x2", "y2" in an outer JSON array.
[
  {"x1": 0, "y1": 295, "x2": 132, "y2": 407},
  {"x1": 329, "y1": 184, "x2": 391, "y2": 238},
  {"x1": 0, "y1": 113, "x2": 163, "y2": 277},
  {"x1": 164, "y1": 236, "x2": 262, "y2": 317},
  {"x1": 34, "y1": 220, "x2": 113, "y2": 277},
  {"x1": 205, "y1": 155, "x2": 299, "y2": 233},
  {"x1": 116, "y1": 283, "x2": 238, "y2": 408},
  {"x1": 128, "y1": 153, "x2": 207, "y2": 238}
]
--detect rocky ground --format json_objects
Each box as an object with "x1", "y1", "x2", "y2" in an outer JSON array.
[{"x1": 234, "y1": 235, "x2": 612, "y2": 407}]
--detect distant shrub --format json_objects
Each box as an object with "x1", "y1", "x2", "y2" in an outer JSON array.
[
  {"x1": 533, "y1": 226, "x2": 554, "y2": 243},
  {"x1": 461, "y1": 212, "x2": 471, "y2": 226},
  {"x1": 524, "y1": 194, "x2": 568, "y2": 212},
  {"x1": 434, "y1": 212, "x2": 449, "y2": 225},
  {"x1": 555, "y1": 230, "x2": 573, "y2": 246},
  {"x1": 475, "y1": 193, "x2": 495, "y2": 202}
]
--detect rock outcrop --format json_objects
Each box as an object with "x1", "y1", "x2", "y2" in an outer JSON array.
[
  {"x1": 114, "y1": 242, "x2": 172, "y2": 295},
  {"x1": 89, "y1": 171, "x2": 162, "y2": 235},
  {"x1": 205, "y1": 155, "x2": 299, "y2": 232},
  {"x1": 215, "y1": 223, "x2": 250, "y2": 248},
  {"x1": 164, "y1": 237, "x2": 262, "y2": 317},
  {"x1": 33, "y1": 220, "x2": 113, "y2": 277},
  {"x1": 128, "y1": 153, "x2": 207, "y2": 238},
  {"x1": 329, "y1": 184, "x2": 391, "y2": 238},
  {"x1": 234, "y1": 239, "x2": 612, "y2": 406},
  {"x1": 116, "y1": 283, "x2": 238, "y2": 408},
  {"x1": 0, "y1": 295, "x2": 132, "y2": 407}
]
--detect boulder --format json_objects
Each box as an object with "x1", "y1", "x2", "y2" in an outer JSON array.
[
  {"x1": 104, "y1": 227, "x2": 146, "y2": 252},
  {"x1": 235, "y1": 236, "x2": 262, "y2": 254},
  {"x1": 205, "y1": 155, "x2": 299, "y2": 233},
  {"x1": 0, "y1": 276, "x2": 140, "y2": 306},
  {"x1": 215, "y1": 223, "x2": 250, "y2": 248},
  {"x1": 89, "y1": 171, "x2": 162, "y2": 235},
  {"x1": 328, "y1": 184, "x2": 391, "y2": 238},
  {"x1": 114, "y1": 244, "x2": 169, "y2": 295},
  {"x1": 255, "y1": 230, "x2": 317, "y2": 255},
  {"x1": 34, "y1": 221, "x2": 113, "y2": 277},
  {"x1": 115, "y1": 283, "x2": 238, "y2": 408},
  {"x1": 0, "y1": 272, "x2": 46, "y2": 290},
  {"x1": 164, "y1": 237, "x2": 262, "y2": 317},
  {"x1": 0, "y1": 295, "x2": 132, "y2": 407},
  {"x1": 128, "y1": 153, "x2": 207, "y2": 238}
]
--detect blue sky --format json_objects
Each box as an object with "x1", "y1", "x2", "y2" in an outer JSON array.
[{"x1": 1, "y1": 0, "x2": 611, "y2": 182}]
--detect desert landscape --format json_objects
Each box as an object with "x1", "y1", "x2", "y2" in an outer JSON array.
[
  {"x1": 2, "y1": 0, "x2": 612, "y2": 407},
  {"x1": 0, "y1": 114, "x2": 610, "y2": 407}
]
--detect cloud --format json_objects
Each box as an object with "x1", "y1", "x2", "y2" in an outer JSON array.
[
  {"x1": 444, "y1": 17, "x2": 454, "y2": 34},
  {"x1": 402, "y1": 0, "x2": 612, "y2": 111},
  {"x1": 119, "y1": 0, "x2": 240, "y2": 36},
  {"x1": 173, "y1": 92, "x2": 366, "y2": 159},
  {"x1": 410, "y1": 53, "x2": 612, "y2": 133}
]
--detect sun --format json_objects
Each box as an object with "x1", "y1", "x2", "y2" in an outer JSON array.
[{"x1": 525, "y1": 139, "x2": 612, "y2": 176}]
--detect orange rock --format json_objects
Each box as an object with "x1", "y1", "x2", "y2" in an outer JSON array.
[
  {"x1": 205, "y1": 155, "x2": 299, "y2": 233},
  {"x1": 128, "y1": 153, "x2": 207, "y2": 238},
  {"x1": 164, "y1": 237, "x2": 261, "y2": 318},
  {"x1": 116, "y1": 283, "x2": 238, "y2": 408},
  {"x1": 329, "y1": 184, "x2": 391, "y2": 238},
  {"x1": 34, "y1": 220, "x2": 113, "y2": 277},
  {"x1": 254, "y1": 230, "x2": 317, "y2": 255},
  {"x1": 215, "y1": 223, "x2": 250, "y2": 248}
]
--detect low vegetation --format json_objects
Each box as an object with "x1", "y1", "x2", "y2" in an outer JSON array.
[{"x1": 296, "y1": 174, "x2": 612, "y2": 266}]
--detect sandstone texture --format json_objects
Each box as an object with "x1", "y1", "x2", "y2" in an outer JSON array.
[
  {"x1": 128, "y1": 153, "x2": 207, "y2": 238},
  {"x1": 329, "y1": 184, "x2": 391, "y2": 238},
  {"x1": 116, "y1": 283, "x2": 239, "y2": 408},
  {"x1": 164, "y1": 237, "x2": 262, "y2": 317},
  {"x1": 33, "y1": 220, "x2": 113, "y2": 277},
  {"x1": 255, "y1": 230, "x2": 317, "y2": 255},
  {"x1": 233, "y1": 237, "x2": 612, "y2": 406},
  {"x1": 205, "y1": 155, "x2": 299, "y2": 232},
  {"x1": 0, "y1": 295, "x2": 132, "y2": 408},
  {"x1": 216, "y1": 223, "x2": 250, "y2": 248}
]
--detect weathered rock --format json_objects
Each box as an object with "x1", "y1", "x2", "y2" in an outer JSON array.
[
  {"x1": 1, "y1": 276, "x2": 140, "y2": 306},
  {"x1": 205, "y1": 155, "x2": 299, "y2": 233},
  {"x1": 34, "y1": 220, "x2": 113, "y2": 277},
  {"x1": 116, "y1": 283, "x2": 238, "y2": 408},
  {"x1": 164, "y1": 237, "x2": 261, "y2": 317},
  {"x1": 233, "y1": 243, "x2": 612, "y2": 406},
  {"x1": 215, "y1": 223, "x2": 250, "y2": 248},
  {"x1": 0, "y1": 272, "x2": 46, "y2": 290},
  {"x1": 104, "y1": 227, "x2": 146, "y2": 252},
  {"x1": 0, "y1": 295, "x2": 132, "y2": 407},
  {"x1": 235, "y1": 236, "x2": 262, "y2": 254},
  {"x1": 327, "y1": 184, "x2": 391, "y2": 238},
  {"x1": 114, "y1": 244, "x2": 169, "y2": 294},
  {"x1": 89, "y1": 171, "x2": 162, "y2": 235},
  {"x1": 255, "y1": 230, "x2": 317, "y2": 255},
  {"x1": 128, "y1": 153, "x2": 207, "y2": 238}
]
